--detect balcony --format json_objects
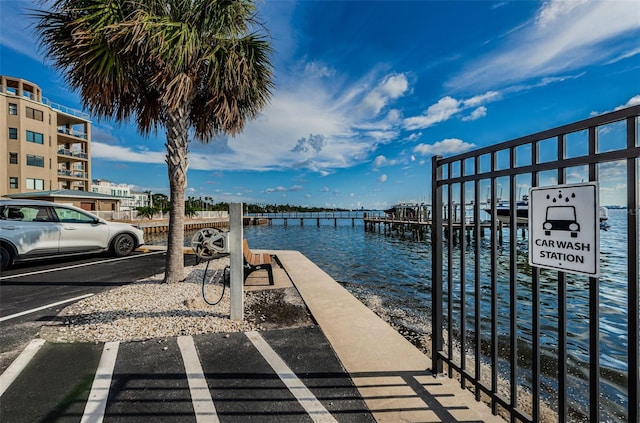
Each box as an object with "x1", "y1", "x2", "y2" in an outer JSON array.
[
  {"x1": 57, "y1": 127, "x2": 88, "y2": 140},
  {"x1": 57, "y1": 148, "x2": 88, "y2": 160},
  {"x1": 2, "y1": 87, "x2": 34, "y2": 99},
  {"x1": 57, "y1": 169, "x2": 88, "y2": 179},
  {"x1": 43, "y1": 97, "x2": 90, "y2": 120}
]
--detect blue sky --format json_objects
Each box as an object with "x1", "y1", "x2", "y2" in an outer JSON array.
[{"x1": 1, "y1": 0, "x2": 639, "y2": 208}]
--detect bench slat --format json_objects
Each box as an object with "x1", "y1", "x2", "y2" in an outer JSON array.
[{"x1": 242, "y1": 239, "x2": 274, "y2": 285}]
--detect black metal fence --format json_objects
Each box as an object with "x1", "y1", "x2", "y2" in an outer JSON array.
[{"x1": 430, "y1": 105, "x2": 639, "y2": 422}]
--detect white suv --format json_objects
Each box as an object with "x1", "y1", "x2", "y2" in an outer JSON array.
[{"x1": 0, "y1": 199, "x2": 145, "y2": 270}]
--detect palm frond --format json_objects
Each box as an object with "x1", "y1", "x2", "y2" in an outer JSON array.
[{"x1": 32, "y1": 0, "x2": 274, "y2": 138}]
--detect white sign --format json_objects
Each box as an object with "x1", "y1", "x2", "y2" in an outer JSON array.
[{"x1": 528, "y1": 182, "x2": 599, "y2": 277}]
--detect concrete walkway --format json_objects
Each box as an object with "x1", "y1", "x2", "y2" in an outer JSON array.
[{"x1": 275, "y1": 250, "x2": 504, "y2": 423}]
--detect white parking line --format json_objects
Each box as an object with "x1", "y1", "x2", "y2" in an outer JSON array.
[
  {"x1": 246, "y1": 331, "x2": 338, "y2": 423},
  {"x1": 0, "y1": 339, "x2": 46, "y2": 397},
  {"x1": 0, "y1": 250, "x2": 165, "y2": 280},
  {"x1": 178, "y1": 336, "x2": 220, "y2": 423},
  {"x1": 81, "y1": 341, "x2": 119, "y2": 423},
  {"x1": 0, "y1": 293, "x2": 94, "y2": 322}
]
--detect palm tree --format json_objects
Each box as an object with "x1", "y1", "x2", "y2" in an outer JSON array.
[{"x1": 34, "y1": 0, "x2": 273, "y2": 282}]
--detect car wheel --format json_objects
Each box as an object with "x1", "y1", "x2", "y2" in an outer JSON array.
[
  {"x1": 1, "y1": 245, "x2": 14, "y2": 270},
  {"x1": 111, "y1": 234, "x2": 135, "y2": 257}
]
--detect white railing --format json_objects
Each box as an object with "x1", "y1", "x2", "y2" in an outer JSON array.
[
  {"x1": 93, "y1": 210, "x2": 229, "y2": 221},
  {"x1": 43, "y1": 97, "x2": 90, "y2": 120}
]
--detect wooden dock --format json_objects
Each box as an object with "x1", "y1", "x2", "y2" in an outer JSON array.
[
  {"x1": 364, "y1": 216, "x2": 502, "y2": 242},
  {"x1": 247, "y1": 211, "x2": 376, "y2": 227}
]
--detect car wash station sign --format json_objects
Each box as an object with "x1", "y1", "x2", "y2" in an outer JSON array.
[{"x1": 528, "y1": 182, "x2": 599, "y2": 277}]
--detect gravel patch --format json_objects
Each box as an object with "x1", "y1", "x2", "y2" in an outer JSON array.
[{"x1": 39, "y1": 257, "x2": 313, "y2": 343}]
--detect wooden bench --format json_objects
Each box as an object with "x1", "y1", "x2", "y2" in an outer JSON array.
[{"x1": 243, "y1": 239, "x2": 274, "y2": 285}]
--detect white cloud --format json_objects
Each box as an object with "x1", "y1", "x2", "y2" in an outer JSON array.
[
  {"x1": 291, "y1": 134, "x2": 326, "y2": 154},
  {"x1": 377, "y1": 174, "x2": 388, "y2": 183},
  {"x1": 404, "y1": 97, "x2": 460, "y2": 130},
  {"x1": 462, "y1": 106, "x2": 487, "y2": 121},
  {"x1": 605, "y1": 47, "x2": 640, "y2": 65},
  {"x1": 535, "y1": 0, "x2": 588, "y2": 28},
  {"x1": 615, "y1": 95, "x2": 640, "y2": 110},
  {"x1": 198, "y1": 69, "x2": 411, "y2": 174},
  {"x1": 372, "y1": 155, "x2": 398, "y2": 168},
  {"x1": 373, "y1": 155, "x2": 387, "y2": 167},
  {"x1": 365, "y1": 130, "x2": 399, "y2": 142},
  {"x1": 592, "y1": 94, "x2": 640, "y2": 116},
  {"x1": 462, "y1": 91, "x2": 500, "y2": 107},
  {"x1": 406, "y1": 132, "x2": 422, "y2": 142},
  {"x1": 303, "y1": 62, "x2": 335, "y2": 79},
  {"x1": 265, "y1": 186, "x2": 287, "y2": 193},
  {"x1": 447, "y1": 0, "x2": 640, "y2": 91},
  {"x1": 359, "y1": 74, "x2": 409, "y2": 117},
  {"x1": 403, "y1": 92, "x2": 498, "y2": 130},
  {"x1": 264, "y1": 185, "x2": 304, "y2": 193},
  {"x1": 413, "y1": 138, "x2": 476, "y2": 157},
  {"x1": 92, "y1": 142, "x2": 165, "y2": 164}
]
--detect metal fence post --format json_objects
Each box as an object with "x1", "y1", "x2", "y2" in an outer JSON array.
[
  {"x1": 431, "y1": 155, "x2": 443, "y2": 374},
  {"x1": 229, "y1": 203, "x2": 244, "y2": 321},
  {"x1": 627, "y1": 115, "x2": 639, "y2": 423}
]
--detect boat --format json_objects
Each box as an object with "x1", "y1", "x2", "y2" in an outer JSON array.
[
  {"x1": 484, "y1": 195, "x2": 610, "y2": 229},
  {"x1": 599, "y1": 206, "x2": 610, "y2": 230},
  {"x1": 483, "y1": 195, "x2": 529, "y2": 225},
  {"x1": 384, "y1": 202, "x2": 430, "y2": 221}
]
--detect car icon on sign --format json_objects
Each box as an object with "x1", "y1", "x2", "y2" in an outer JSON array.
[{"x1": 543, "y1": 206, "x2": 580, "y2": 238}]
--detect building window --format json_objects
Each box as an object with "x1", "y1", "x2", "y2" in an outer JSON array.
[
  {"x1": 25, "y1": 106, "x2": 44, "y2": 121},
  {"x1": 9, "y1": 153, "x2": 18, "y2": 164},
  {"x1": 9, "y1": 177, "x2": 19, "y2": 189},
  {"x1": 8, "y1": 103, "x2": 17, "y2": 115},
  {"x1": 26, "y1": 130, "x2": 44, "y2": 144},
  {"x1": 26, "y1": 178, "x2": 45, "y2": 190},
  {"x1": 9, "y1": 127, "x2": 18, "y2": 139},
  {"x1": 26, "y1": 154, "x2": 45, "y2": 167}
]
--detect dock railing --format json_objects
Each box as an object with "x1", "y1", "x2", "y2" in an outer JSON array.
[
  {"x1": 248, "y1": 210, "x2": 383, "y2": 226},
  {"x1": 248, "y1": 211, "x2": 376, "y2": 219},
  {"x1": 431, "y1": 105, "x2": 639, "y2": 422}
]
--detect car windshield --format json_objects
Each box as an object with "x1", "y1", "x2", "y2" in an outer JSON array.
[{"x1": 546, "y1": 206, "x2": 576, "y2": 221}]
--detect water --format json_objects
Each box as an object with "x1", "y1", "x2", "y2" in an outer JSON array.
[{"x1": 147, "y1": 209, "x2": 634, "y2": 422}]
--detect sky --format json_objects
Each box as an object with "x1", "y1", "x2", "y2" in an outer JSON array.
[{"x1": 1, "y1": 0, "x2": 639, "y2": 209}]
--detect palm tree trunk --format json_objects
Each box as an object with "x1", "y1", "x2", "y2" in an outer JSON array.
[{"x1": 164, "y1": 105, "x2": 190, "y2": 283}]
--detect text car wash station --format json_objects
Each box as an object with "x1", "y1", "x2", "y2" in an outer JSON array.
[
  {"x1": 528, "y1": 182, "x2": 600, "y2": 277},
  {"x1": 534, "y1": 239, "x2": 591, "y2": 263}
]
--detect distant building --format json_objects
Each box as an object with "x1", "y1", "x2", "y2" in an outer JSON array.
[
  {"x1": 0, "y1": 75, "x2": 92, "y2": 198},
  {"x1": 131, "y1": 192, "x2": 152, "y2": 209},
  {"x1": 91, "y1": 179, "x2": 151, "y2": 210}
]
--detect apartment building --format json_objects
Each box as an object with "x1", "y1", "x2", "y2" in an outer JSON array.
[
  {"x1": 0, "y1": 75, "x2": 91, "y2": 197},
  {"x1": 91, "y1": 179, "x2": 152, "y2": 211}
]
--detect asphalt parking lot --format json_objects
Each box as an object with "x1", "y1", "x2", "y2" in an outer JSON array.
[
  {"x1": 1, "y1": 251, "x2": 174, "y2": 373},
  {"x1": 0, "y1": 252, "x2": 374, "y2": 422},
  {"x1": 1, "y1": 328, "x2": 372, "y2": 422}
]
